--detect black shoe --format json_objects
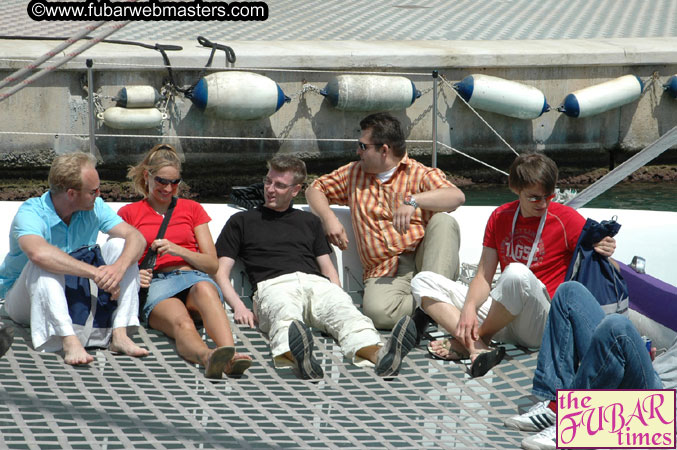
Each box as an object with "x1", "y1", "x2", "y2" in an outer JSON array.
[
  {"x1": 470, "y1": 346, "x2": 506, "y2": 378},
  {"x1": 411, "y1": 307, "x2": 432, "y2": 346},
  {"x1": 0, "y1": 326, "x2": 14, "y2": 358},
  {"x1": 288, "y1": 320, "x2": 323, "y2": 380},
  {"x1": 375, "y1": 315, "x2": 417, "y2": 377}
]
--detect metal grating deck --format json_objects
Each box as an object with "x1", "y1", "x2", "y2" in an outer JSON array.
[{"x1": 0, "y1": 312, "x2": 539, "y2": 449}]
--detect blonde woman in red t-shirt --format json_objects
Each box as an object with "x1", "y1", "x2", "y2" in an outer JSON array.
[{"x1": 119, "y1": 144, "x2": 251, "y2": 378}]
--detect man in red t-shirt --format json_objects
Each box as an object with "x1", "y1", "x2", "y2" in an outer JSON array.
[{"x1": 411, "y1": 153, "x2": 617, "y2": 377}]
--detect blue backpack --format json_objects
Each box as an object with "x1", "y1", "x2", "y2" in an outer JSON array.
[{"x1": 565, "y1": 217, "x2": 629, "y2": 315}]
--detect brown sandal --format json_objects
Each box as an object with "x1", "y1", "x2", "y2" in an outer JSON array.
[
  {"x1": 204, "y1": 346, "x2": 235, "y2": 379},
  {"x1": 225, "y1": 353, "x2": 252, "y2": 377}
]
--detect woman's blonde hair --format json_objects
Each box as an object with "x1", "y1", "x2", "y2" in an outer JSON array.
[{"x1": 127, "y1": 144, "x2": 182, "y2": 197}]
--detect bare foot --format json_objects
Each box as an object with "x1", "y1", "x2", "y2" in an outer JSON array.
[
  {"x1": 427, "y1": 338, "x2": 469, "y2": 361},
  {"x1": 110, "y1": 328, "x2": 149, "y2": 357},
  {"x1": 62, "y1": 335, "x2": 94, "y2": 365},
  {"x1": 467, "y1": 339, "x2": 491, "y2": 363}
]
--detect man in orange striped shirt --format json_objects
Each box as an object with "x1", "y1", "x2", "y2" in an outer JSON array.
[{"x1": 307, "y1": 112, "x2": 465, "y2": 330}]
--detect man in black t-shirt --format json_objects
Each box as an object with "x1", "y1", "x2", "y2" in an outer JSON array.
[{"x1": 213, "y1": 155, "x2": 417, "y2": 379}]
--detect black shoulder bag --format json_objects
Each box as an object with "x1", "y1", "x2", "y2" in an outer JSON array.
[{"x1": 138, "y1": 197, "x2": 177, "y2": 314}]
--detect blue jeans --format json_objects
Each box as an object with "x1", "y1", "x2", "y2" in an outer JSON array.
[
  {"x1": 532, "y1": 281, "x2": 662, "y2": 400},
  {"x1": 143, "y1": 270, "x2": 223, "y2": 324}
]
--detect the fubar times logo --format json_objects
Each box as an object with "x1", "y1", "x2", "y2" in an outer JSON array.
[{"x1": 557, "y1": 389, "x2": 676, "y2": 448}]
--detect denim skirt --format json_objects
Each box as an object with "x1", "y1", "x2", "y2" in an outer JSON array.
[{"x1": 142, "y1": 269, "x2": 224, "y2": 324}]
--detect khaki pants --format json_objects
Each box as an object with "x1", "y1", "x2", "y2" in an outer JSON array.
[
  {"x1": 253, "y1": 272, "x2": 382, "y2": 368},
  {"x1": 362, "y1": 213, "x2": 461, "y2": 329}
]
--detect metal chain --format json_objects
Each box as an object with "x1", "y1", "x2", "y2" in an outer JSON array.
[
  {"x1": 156, "y1": 83, "x2": 176, "y2": 133},
  {"x1": 157, "y1": 82, "x2": 174, "y2": 115},
  {"x1": 92, "y1": 92, "x2": 106, "y2": 115},
  {"x1": 286, "y1": 83, "x2": 324, "y2": 101},
  {"x1": 417, "y1": 82, "x2": 437, "y2": 97},
  {"x1": 643, "y1": 71, "x2": 661, "y2": 90}
]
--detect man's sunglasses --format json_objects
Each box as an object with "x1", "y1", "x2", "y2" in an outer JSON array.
[
  {"x1": 357, "y1": 141, "x2": 382, "y2": 151},
  {"x1": 154, "y1": 176, "x2": 181, "y2": 186},
  {"x1": 526, "y1": 193, "x2": 555, "y2": 203}
]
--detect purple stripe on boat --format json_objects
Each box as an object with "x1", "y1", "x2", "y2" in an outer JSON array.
[{"x1": 620, "y1": 262, "x2": 677, "y2": 332}]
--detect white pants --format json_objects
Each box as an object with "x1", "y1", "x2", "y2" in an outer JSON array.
[
  {"x1": 253, "y1": 272, "x2": 382, "y2": 368},
  {"x1": 411, "y1": 263, "x2": 551, "y2": 348},
  {"x1": 4, "y1": 238, "x2": 140, "y2": 352}
]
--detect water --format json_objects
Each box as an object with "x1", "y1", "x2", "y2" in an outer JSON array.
[{"x1": 462, "y1": 182, "x2": 677, "y2": 212}]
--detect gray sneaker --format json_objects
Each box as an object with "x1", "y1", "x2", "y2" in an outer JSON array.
[
  {"x1": 0, "y1": 326, "x2": 14, "y2": 358},
  {"x1": 375, "y1": 315, "x2": 417, "y2": 376},
  {"x1": 288, "y1": 320, "x2": 323, "y2": 380}
]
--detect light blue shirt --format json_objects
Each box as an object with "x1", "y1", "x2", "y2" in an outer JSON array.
[{"x1": 0, "y1": 192, "x2": 122, "y2": 297}]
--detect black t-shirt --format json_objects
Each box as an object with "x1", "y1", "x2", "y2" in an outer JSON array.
[{"x1": 215, "y1": 206, "x2": 332, "y2": 287}]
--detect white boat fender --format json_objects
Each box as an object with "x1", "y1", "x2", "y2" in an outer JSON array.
[
  {"x1": 321, "y1": 75, "x2": 421, "y2": 112},
  {"x1": 453, "y1": 74, "x2": 549, "y2": 120},
  {"x1": 664, "y1": 75, "x2": 677, "y2": 99},
  {"x1": 190, "y1": 71, "x2": 290, "y2": 121},
  {"x1": 558, "y1": 74, "x2": 644, "y2": 118},
  {"x1": 115, "y1": 86, "x2": 161, "y2": 108},
  {"x1": 99, "y1": 107, "x2": 166, "y2": 130}
]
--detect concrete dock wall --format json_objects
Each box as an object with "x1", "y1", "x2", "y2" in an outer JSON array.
[{"x1": 0, "y1": 38, "x2": 676, "y2": 173}]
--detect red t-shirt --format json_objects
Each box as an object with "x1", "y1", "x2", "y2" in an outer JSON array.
[
  {"x1": 483, "y1": 200, "x2": 585, "y2": 298},
  {"x1": 118, "y1": 198, "x2": 211, "y2": 271}
]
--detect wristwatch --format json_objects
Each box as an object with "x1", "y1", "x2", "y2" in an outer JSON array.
[{"x1": 403, "y1": 195, "x2": 419, "y2": 209}]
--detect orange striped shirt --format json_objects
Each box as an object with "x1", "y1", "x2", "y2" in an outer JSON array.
[{"x1": 310, "y1": 155, "x2": 454, "y2": 280}]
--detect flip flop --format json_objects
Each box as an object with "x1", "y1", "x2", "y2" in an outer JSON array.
[
  {"x1": 225, "y1": 353, "x2": 253, "y2": 377},
  {"x1": 426, "y1": 337, "x2": 470, "y2": 361},
  {"x1": 470, "y1": 346, "x2": 506, "y2": 378},
  {"x1": 204, "y1": 346, "x2": 235, "y2": 379}
]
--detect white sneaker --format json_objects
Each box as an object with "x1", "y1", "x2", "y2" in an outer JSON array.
[
  {"x1": 522, "y1": 425, "x2": 556, "y2": 450},
  {"x1": 504, "y1": 400, "x2": 556, "y2": 431}
]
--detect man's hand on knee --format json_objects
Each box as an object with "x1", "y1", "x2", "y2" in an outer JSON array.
[{"x1": 324, "y1": 216, "x2": 349, "y2": 250}]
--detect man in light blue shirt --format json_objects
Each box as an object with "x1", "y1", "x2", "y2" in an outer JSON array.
[{"x1": 0, "y1": 152, "x2": 148, "y2": 365}]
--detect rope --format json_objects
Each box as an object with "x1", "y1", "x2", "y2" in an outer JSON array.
[
  {"x1": 0, "y1": 130, "x2": 432, "y2": 144},
  {"x1": 439, "y1": 74, "x2": 519, "y2": 156},
  {"x1": 0, "y1": 22, "x2": 107, "y2": 91},
  {"x1": 435, "y1": 141, "x2": 510, "y2": 176},
  {"x1": 158, "y1": 36, "x2": 237, "y2": 97},
  {"x1": 0, "y1": 57, "x2": 431, "y2": 77},
  {"x1": 565, "y1": 125, "x2": 677, "y2": 209},
  {"x1": 0, "y1": 34, "x2": 183, "y2": 52},
  {"x1": 0, "y1": 21, "x2": 133, "y2": 103}
]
